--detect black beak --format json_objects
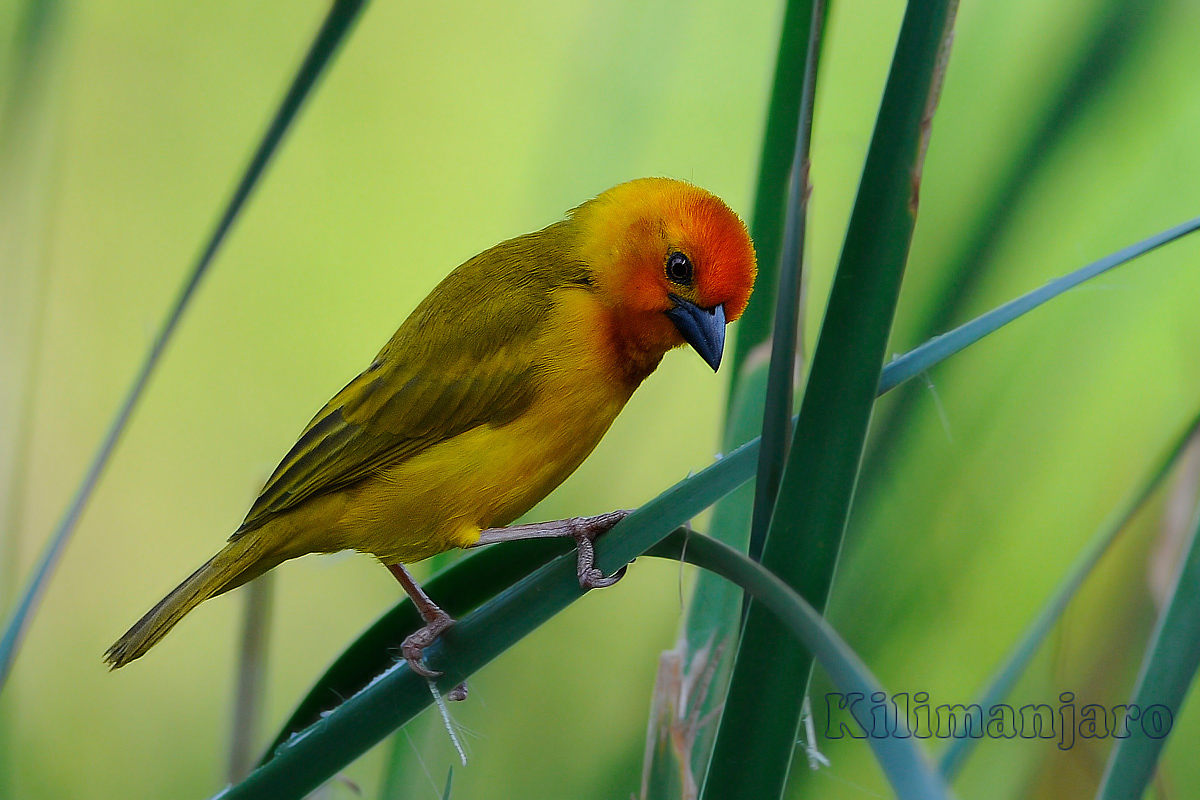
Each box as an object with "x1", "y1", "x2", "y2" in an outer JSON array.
[{"x1": 665, "y1": 294, "x2": 726, "y2": 371}]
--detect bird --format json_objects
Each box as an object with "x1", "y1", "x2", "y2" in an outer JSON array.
[{"x1": 105, "y1": 177, "x2": 756, "y2": 678}]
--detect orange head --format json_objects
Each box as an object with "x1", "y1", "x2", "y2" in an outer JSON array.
[{"x1": 571, "y1": 178, "x2": 757, "y2": 379}]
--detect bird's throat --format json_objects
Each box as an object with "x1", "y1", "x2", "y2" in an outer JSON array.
[{"x1": 603, "y1": 309, "x2": 673, "y2": 388}]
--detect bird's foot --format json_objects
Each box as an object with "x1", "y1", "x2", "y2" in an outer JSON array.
[
  {"x1": 400, "y1": 608, "x2": 455, "y2": 679},
  {"x1": 387, "y1": 562, "x2": 465, "y2": 696},
  {"x1": 569, "y1": 510, "x2": 630, "y2": 590},
  {"x1": 470, "y1": 509, "x2": 633, "y2": 590}
]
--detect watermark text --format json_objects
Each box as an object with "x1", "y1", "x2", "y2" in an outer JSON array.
[{"x1": 825, "y1": 692, "x2": 1172, "y2": 751}]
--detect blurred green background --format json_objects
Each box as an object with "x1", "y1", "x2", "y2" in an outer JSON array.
[{"x1": 2, "y1": 0, "x2": 1200, "y2": 798}]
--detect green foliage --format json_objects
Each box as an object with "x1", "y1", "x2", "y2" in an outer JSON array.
[
  {"x1": 706, "y1": 3, "x2": 957, "y2": 797},
  {"x1": 221, "y1": 430, "x2": 764, "y2": 798},
  {"x1": 730, "y1": 0, "x2": 821, "y2": 369},
  {"x1": 6, "y1": 0, "x2": 1200, "y2": 798},
  {"x1": 941, "y1": 408, "x2": 1200, "y2": 780},
  {"x1": 266, "y1": 539, "x2": 569, "y2": 755},
  {"x1": 1098, "y1": 496, "x2": 1200, "y2": 798},
  {"x1": 0, "y1": 0, "x2": 370, "y2": 689},
  {"x1": 747, "y1": 0, "x2": 821, "y2": 564},
  {"x1": 647, "y1": 532, "x2": 950, "y2": 798},
  {"x1": 249, "y1": 214, "x2": 1193, "y2": 797}
]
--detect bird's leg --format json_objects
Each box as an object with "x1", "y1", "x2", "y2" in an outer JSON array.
[
  {"x1": 386, "y1": 563, "x2": 465, "y2": 698},
  {"x1": 471, "y1": 509, "x2": 632, "y2": 590},
  {"x1": 388, "y1": 510, "x2": 629, "y2": 687}
]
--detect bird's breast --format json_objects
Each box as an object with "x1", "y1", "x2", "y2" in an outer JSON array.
[{"x1": 333, "y1": 288, "x2": 639, "y2": 563}]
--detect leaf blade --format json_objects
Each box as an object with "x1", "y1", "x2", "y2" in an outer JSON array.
[
  {"x1": 878, "y1": 213, "x2": 1200, "y2": 395},
  {"x1": 703, "y1": 2, "x2": 960, "y2": 798},
  {"x1": 729, "y1": 0, "x2": 825, "y2": 372},
  {"x1": 749, "y1": 0, "x2": 823, "y2": 563},
  {"x1": 0, "y1": 0, "x2": 371, "y2": 690},
  {"x1": 260, "y1": 207, "x2": 1200, "y2": 760},
  {"x1": 940, "y1": 407, "x2": 1200, "y2": 779},
  {"x1": 648, "y1": 532, "x2": 953, "y2": 800},
  {"x1": 1096, "y1": 514, "x2": 1200, "y2": 798}
]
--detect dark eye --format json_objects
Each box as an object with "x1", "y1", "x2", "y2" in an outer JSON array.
[{"x1": 666, "y1": 251, "x2": 693, "y2": 285}]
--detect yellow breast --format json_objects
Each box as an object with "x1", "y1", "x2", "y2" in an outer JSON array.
[{"x1": 313, "y1": 287, "x2": 636, "y2": 564}]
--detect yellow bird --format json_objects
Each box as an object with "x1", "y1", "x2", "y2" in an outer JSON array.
[{"x1": 106, "y1": 177, "x2": 756, "y2": 676}]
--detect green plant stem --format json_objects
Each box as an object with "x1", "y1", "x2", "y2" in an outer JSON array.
[
  {"x1": 703, "y1": 3, "x2": 959, "y2": 798},
  {"x1": 646, "y1": 532, "x2": 952, "y2": 800},
  {"x1": 749, "y1": 0, "x2": 824, "y2": 564},
  {"x1": 223, "y1": 524, "x2": 951, "y2": 800},
  {"x1": 673, "y1": 354, "x2": 769, "y2": 786},
  {"x1": 264, "y1": 207, "x2": 1200, "y2": 758},
  {"x1": 728, "y1": 0, "x2": 821, "y2": 375},
  {"x1": 644, "y1": 0, "x2": 824, "y2": 788},
  {"x1": 228, "y1": 574, "x2": 275, "y2": 784},
  {"x1": 863, "y1": 0, "x2": 1164, "y2": 487},
  {"x1": 0, "y1": 0, "x2": 61, "y2": 616},
  {"x1": 878, "y1": 213, "x2": 1200, "y2": 394}
]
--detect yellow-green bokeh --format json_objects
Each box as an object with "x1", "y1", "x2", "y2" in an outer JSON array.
[
  {"x1": 3, "y1": 1, "x2": 775, "y2": 797},
  {"x1": 5, "y1": 0, "x2": 1200, "y2": 798}
]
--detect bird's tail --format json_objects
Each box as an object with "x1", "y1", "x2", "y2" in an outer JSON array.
[{"x1": 105, "y1": 532, "x2": 277, "y2": 669}]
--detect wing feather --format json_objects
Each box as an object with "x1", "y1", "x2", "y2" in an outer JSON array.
[{"x1": 233, "y1": 225, "x2": 590, "y2": 536}]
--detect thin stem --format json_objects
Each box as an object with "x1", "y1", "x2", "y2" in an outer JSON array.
[
  {"x1": 228, "y1": 574, "x2": 275, "y2": 783},
  {"x1": 0, "y1": 0, "x2": 370, "y2": 690}
]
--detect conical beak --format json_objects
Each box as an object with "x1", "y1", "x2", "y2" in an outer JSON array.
[{"x1": 665, "y1": 294, "x2": 726, "y2": 371}]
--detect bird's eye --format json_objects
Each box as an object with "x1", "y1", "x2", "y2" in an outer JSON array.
[{"x1": 665, "y1": 251, "x2": 693, "y2": 285}]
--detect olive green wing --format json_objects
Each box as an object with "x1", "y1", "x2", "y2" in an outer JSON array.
[
  {"x1": 232, "y1": 225, "x2": 591, "y2": 537},
  {"x1": 233, "y1": 348, "x2": 538, "y2": 536},
  {"x1": 233, "y1": 295, "x2": 560, "y2": 537}
]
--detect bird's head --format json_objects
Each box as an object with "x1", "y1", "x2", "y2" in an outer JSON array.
[{"x1": 572, "y1": 178, "x2": 757, "y2": 377}]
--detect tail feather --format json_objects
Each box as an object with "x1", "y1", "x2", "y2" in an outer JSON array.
[{"x1": 105, "y1": 534, "x2": 276, "y2": 669}]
